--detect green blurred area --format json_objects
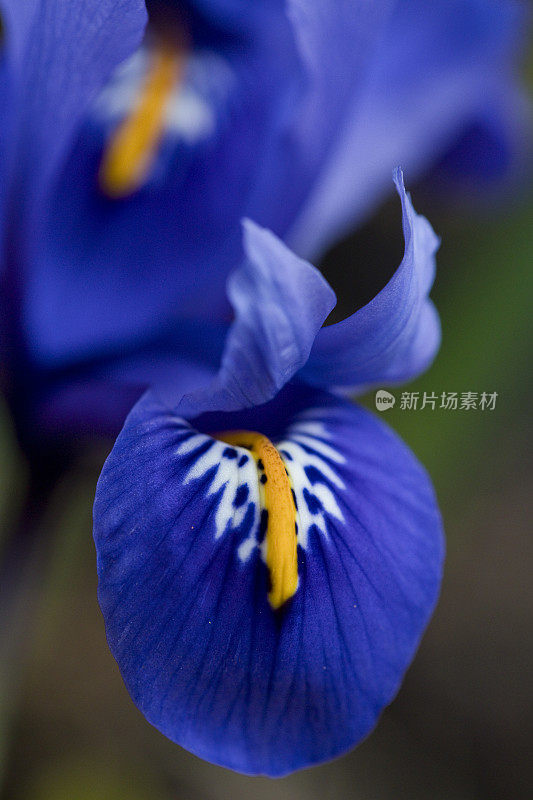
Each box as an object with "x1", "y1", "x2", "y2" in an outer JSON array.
[
  {"x1": 1, "y1": 63, "x2": 532, "y2": 800},
  {"x1": 378, "y1": 193, "x2": 533, "y2": 506}
]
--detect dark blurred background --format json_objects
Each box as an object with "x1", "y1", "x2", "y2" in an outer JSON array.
[{"x1": 0, "y1": 42, "x2": 531, "y2": 800}]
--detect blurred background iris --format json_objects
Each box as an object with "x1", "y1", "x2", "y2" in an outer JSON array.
[{"x1": 0, "y1": 26, "x2": 531, "y2": 800}]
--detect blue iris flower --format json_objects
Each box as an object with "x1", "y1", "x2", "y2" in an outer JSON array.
[
  {"x1": 93, "y1": 170, "x2": 444, "y2": 776},
  {"x1": 0, "y1": 0, "x2": 526, "y2": 444}
]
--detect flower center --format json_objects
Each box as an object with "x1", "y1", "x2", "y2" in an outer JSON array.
[
  {"x1": 216, "y1": 430, "x2": 298, "y2": 610},
  {"x1": 99, "y1": 40, "x2": 185, "y2": 198}
]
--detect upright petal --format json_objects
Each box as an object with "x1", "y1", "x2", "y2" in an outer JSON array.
[
  {"x1": 94, "y1": 386, "x2": 444, "y2": 775},
  {"x1": 245, "y1": 0, "x2": 395, "y2": 235},
  {"x1": 287, "y1": 0, "x2": 527, "y2": 257},
  {"x1": 175, "y1": 220, "x2": 335, "y2": 416},
  {"x1": 301, "y1": 169, "x2": 440, "y2": 391}
]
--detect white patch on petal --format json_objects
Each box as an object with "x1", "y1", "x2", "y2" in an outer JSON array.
[
  {"x1": 91, "y1": 47, "x2": 235, "y2": 147},
  {"x1": 237, "y1": 536, "x2": 258, "y2": 562},
  {"x1": 172, "y1": 410, "x2": 346, "y2": 562},
  {"x1": 277, "y1": 409, "x2": 346, "y2": 549},
  {"x1": 175, "y1": 424, "x2": 260, "y2": 558}
]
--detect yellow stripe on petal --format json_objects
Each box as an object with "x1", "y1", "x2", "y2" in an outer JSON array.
[
  {"x1": 217, "y1": 431, "x2": 298, "y2": 610},
  {"x1": 99, "y1": 43, "x2": 184, "y2": 198}
]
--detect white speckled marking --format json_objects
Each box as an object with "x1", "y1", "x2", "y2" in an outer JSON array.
[
  {"x1": 173, "y1": 408, "x2": 346, "y2": 562},
  {"x1": 92, "y1": 47, "x2": 235, "y2": 145}
]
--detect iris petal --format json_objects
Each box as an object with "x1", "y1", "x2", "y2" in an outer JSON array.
[
  {"x1": 23, "y1": 5, "x2": 300, "y2": 365},
  {"x1": 94, "y1": 385, "x2": 443, "y2": 775},
  {"x1": 301, "y1": 169, "x2": 440, "y2": 391},
  {"x1": 21, "y1": 0, "x2": 391, "y2": 365}
]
